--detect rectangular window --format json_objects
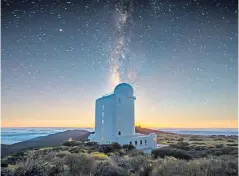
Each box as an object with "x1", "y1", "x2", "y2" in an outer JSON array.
[
  {"x1": 140, "y1": 140, "x2": 142, "y2": 145},
  {"x1": 102, "y1": 105, "x2": 104, "y2": 110},
  {"x1": 135, "y1": 141, "x2": 137, "y2": 145},
  {"x1": 102, "y1": 112, "x2": 104, "y2": 117},
  {"x1": 130, "y1": 141, "x2": 132, "y2": 145},
  {"x1": 102, "y1": 119, "x2": 104, "y2": 124},
  {"x1": 145, "y1": 140, "x2": 147, "y2": 145}
]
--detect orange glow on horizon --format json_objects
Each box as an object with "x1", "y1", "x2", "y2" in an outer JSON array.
[
  {"x1": 2, "y1": 97, "x2": 237, "y2": 129},
  {"x1": 2, "y1": 119, "x2": 238, "y2": 129}
]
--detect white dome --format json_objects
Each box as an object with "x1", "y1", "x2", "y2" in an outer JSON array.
[{"x1": 114, "y1": 83, "x2": 134, "y2": 96}]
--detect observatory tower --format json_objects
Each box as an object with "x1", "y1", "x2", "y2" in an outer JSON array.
[{"x1": 89, "y1": 83, "x2": 157, "y2": 153}]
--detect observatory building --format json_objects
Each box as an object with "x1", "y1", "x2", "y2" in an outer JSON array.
[{"x1": 89, "y1": 83, "x2": 157, "y2": 153}]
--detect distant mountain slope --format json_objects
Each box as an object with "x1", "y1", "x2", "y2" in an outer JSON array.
[
  {"x1": 135, "y1": 126, "x2": 173, "y2": 135},
  {"x1": 1, "y1": 127, "x2": 171, "y2": 156},
  {"x1": 1, "y1": 130, "x2": 90, "y2": 156}
]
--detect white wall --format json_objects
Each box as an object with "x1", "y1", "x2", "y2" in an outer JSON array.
[
  {"x1": 95, "y1": 94, "x2": 116, "y2": 144},
  {"x1": 116, "y1": 134, "x2": 157, "y2": 151},
  {"x1": 115, "y1": 94, "x2": 135, "y2": 137}
]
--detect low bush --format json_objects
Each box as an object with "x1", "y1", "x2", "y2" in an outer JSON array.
[
  {"x1": 90, "y1": 152, "x2": 108, "y2": 160},
  {"x1": 85, "y1": 141, "x2": 99, "y2": 147},
  {"x1": 64, "y1": 153, "x2": 96, "y2": 175},
  {"x1": 207, "y1": 145, "x2": 215, "y2": 149},
  {"x1": 111, "y1": 142, "x2": 122, "y2": 150},
  {"x1": 1, "y1": 168, "x2": 14, "y2": 176},
  {"x1": 129, "y1": 155, "x2": 150, "y2": 172},
  {"x1": 189, "y1": 136, "x2": 203, "y2": 141},
  {"x1": 227, "y1": 143, "x2": 238, "y2": 147},
  {"x1": 152, "y1": 156, "x2": 238, "y2": 176},
  {"x1": 227, "y1": 139, "x2": 235, "y2": 143},
  {"x1": 214, "y1": 138, "x2": 224, "y2": 141},
  {"x1": 98, "y1": 143, "x2": 122, "y2": 154},
  {"x1": 207, "y1": 147, "x2": 238, "y2": 156},
  {"x1": 170, "y1": 142, "x2": 190, "y2": 150},
  {"x1": 92, "y1": 160, "x2": 127, "y2": 176},
  {"x1": 122, "y1": 144, "x2": 135, "y2": 151},
  {"x1": 191, "y1": 142, "x2": 206, "y2": 145},
  {"x1": 68, "y1": 146, "x2": 84, "y2": 153},
  {"x1": 176, "y1": 137, "x2": 184, "y2": 141},
  {"x1": 215, "y1": 144, "x2": 224, "y2": 148},
  {"x1": 152, "y1": 148, "x2": 192, "y2": 160},
  {"x1": 194, "y1": 145, "x2": 206, "y2": 151},
  {"x1": 56, "y1": 151, "x2": 71, "y2": 158},
  {"x1": 98, "y1": 144, "x2": 114, "y2": 153},
  {"x1": 9, "y1": 151, "x2": 66, "y2": 176},
  {"x1": 127, "y1": 149, "x2": 144, "y2": 157},
  {"x1": 62, "y1": 140, "x2": 80, "y2": 147}
]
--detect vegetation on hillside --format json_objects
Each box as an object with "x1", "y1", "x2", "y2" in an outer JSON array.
[{"x1": 1, "y1": 135, "x2": 238, "y2": 176}]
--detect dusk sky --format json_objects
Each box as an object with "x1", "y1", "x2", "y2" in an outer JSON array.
[{"x1": 2, "y1": 0, "x2": 238, "y2": 128}]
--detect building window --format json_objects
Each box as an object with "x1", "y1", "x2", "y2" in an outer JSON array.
[
  {"x1": 102, "y1": 112, "x2": 104, "y2": 117},
  {"x1": 145, "y1": 140, "x2": 147, "y2": 145},
  {"x1": 102, "y1": 119, "x2": 104, "y2": 124},
  {"x1": 140, "y1": 140, "x2": 142, "y2": 145},
  {"x1": 130, "y1": 141, "x2": 132, "y2": 145},
  {"x1": 118, "y1": 98, "x2": 121, "y2": 104},
  {"x1": 102, "y1": 105, "x2": 104, "y2": 110},
  {"x1": 118, "y1": 131, "x2": 121, "y2": 136},
  {"x1": 135, "y1": 141, "x2": 137, "y2": 145}
]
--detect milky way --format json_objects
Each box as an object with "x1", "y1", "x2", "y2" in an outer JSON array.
[{"x1": 109, "y1": 0, "x2": 135, "y2": 89}]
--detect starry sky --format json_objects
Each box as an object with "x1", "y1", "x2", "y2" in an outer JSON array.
[{"x1": 2, "y1": 0, "x2": 238, "y2": 128}]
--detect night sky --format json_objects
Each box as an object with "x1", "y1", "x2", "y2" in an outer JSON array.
[{"x1": 2, "y1": 0, "x2": 238, "y2": 128}]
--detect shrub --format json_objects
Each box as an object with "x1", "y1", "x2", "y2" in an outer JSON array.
[
  {"x1": 215, "y1": 144, "x2": 224, "y2": 148},
  {"x1": 206, "y1": 146, "x2": 238, "y2": 156},
  {"x1": 56, "y1": 151, "x2": 71, "y2": 158},
  {"x1": 170, "y1": 142, "x2": 189, "y2": 150},
  {"x1": 214, "y1": 138, "x2": 224, "y2": 141},
  {"x1": 85, "y1": 141, "x2": 98, "y2": 147},
  {"x1": 152, "y1": 156, "x2": 238, "y2": 176},
  {"x1": 110, "y1": 154, "x2": 130, "y2": 170},
  {"x1": 227, "y1": 139, "x2": 235, "y2": 142},
  {"x1": 227, "y1": 143, "x2": 238, "y2": 147},
  {"x1": 128, "y1": 156, "x2": 154, "y2": 176},
  {"x1": 129, "y1": 155, "x2": 150, "y2": 172},
  {"x1": 64, "y1": 153, "x2": 96, "y2": 175},
  {"x1": 207, "y1": 145, "x2": 215, "y2": 149},
  {"x1": 92, "y1": 160, "x2": 127, "y2": 176},
  {"x1": 1, "y1": 168, "x2": 14, "y2": 176},
  {"x1": 111, "y1": 142, "x2": 122, "y2": 150},
  {"x1": 90, "y1": 152, "x2": 108, "y2": 160},
  {"x1": 62, "y1": 140, "x2": 79, "y2": 147},
  {"x1": 1, "y1": 163, "x2": 8, "y2": 168},
  {"x1": 127, "y1": 149, "x2": 144, "y2": 157},
  {"x1": 176, "y1": 137, "x2": 184, "y2": 141},
  {"x1": 152, "y1": 148, "x2": 192, "y2": 160},
  {"x1": 122, "y1": 144, "x2": 135, "y2": 151},
  {"x1": 11, "y1": 151, "x2": 65, "y2": 176},
  {"x1": 68, "y1": 146, "x2": 84, "y2": 153},
  {"x1": 189, "y1": 136, "x2": 203, "y2": 141},
  {"x1": 191, "y1": 142, "x2": 206, "y2": 145},
  {"x1": 194, "y1": 145, "x2": 206, "y2": 151},
  {"x1": 98, "y1": 144, "x2": 114, "y2": 153}
]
